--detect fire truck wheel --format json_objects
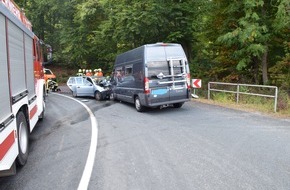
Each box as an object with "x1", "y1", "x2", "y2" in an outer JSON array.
[
  {"x1": 39, "y1": 102, "x2": 45, "y2": 120},
  {"x1": 16, "y1": 111, "x2": 29, "y2": 166}
]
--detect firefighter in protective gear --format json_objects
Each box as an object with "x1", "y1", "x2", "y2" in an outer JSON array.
[
  {"x1": 76, "y1": 69, "x2": 83, "y2": 76},
  {"x1": 94, "y1": 69, "x2": 99, "y2": 77},
  {"x1": 97, "y1": 68, "x2": 103, "y2": 77},
  {"x1": 86, "y1": 69, "x2": 93, "y2": 76}
]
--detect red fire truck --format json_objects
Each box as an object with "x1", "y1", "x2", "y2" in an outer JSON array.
[{"x1": 0, "y1": 0, "x2": 50, "y2": 176}]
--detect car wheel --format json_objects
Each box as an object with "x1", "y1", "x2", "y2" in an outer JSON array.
[
  {"x1": 106, "y1": 94, "x2": 111, "y2": 100},
  {"x1": 72, "y1": 90, "x2": 77, "y2": 97},
  {"x1": 173, "y1": 103, "x2": 184, "y2": 108},
  {"x1": 135, "y1": 96, "x2": 145, "y2": 112},
  {"x1": 95, "y1": 91, "x2": 102, "y2": 101},
  {"x1": 16, "y1": 111, "x2": 29, "y2": 166}
]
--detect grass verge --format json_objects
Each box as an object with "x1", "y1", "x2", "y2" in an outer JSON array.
[{"x1": 193, "y1": 89, "x2": 290, "y2": 119}]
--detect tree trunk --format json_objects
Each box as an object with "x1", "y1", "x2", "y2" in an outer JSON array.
[
  {"x1": 262, "y1": 46, "x2": 269, "y2": 85},
  {"x1": 252, "y1": 56, "x2": 259, "y2": 84}
]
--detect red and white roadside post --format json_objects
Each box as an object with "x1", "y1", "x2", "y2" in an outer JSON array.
[{"x1": 191, "y1": 79, "x2": 202, "y2": 98}]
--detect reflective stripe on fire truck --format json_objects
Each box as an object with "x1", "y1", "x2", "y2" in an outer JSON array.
[
  {"x1": 29, "y1": 105, "x2": 37, "y2": 120},
  {"x1": 0, "y1": 130, "x2": 15, "y2": 161}
]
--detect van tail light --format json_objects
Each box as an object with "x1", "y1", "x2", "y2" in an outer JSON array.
[
  {"x1": 144, "y1": 77, "x2": 150, "y2": 94},
  {"x1": 186, "y1": 74, "x2": 191, "y2": 89}
]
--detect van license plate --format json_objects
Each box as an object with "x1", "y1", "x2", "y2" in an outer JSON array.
[{"x1": 152, "y1": 89, "x2": 168, "y2": 95}]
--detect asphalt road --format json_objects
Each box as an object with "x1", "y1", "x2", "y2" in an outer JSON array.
[{"x1": 1, "y1": 87, "x2": 290, "y2": 190}]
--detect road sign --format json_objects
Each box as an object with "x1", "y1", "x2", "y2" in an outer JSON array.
[{"x1": 192, "y1": 79, "x2": 201, "y2": 88}]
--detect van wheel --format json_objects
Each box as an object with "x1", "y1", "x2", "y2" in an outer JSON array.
[
  {"x1": 112, "y1": 93, "x2": 118, "y2": 101},
  {"x1": 135, "y1": 96, "x2": 145, "y2": 112},
  {"x1": 109, "y1": 92, "x2": 114, "y2": 100},
  {"x1": 173, "y1": 103, "x2": 184, "y2": 108},
  {"x1": 16, "y1": 111, "x2": 29, "y2": 166},
  {"x1": 95, "y1": 91, "x2": 102, "y2": 101}
]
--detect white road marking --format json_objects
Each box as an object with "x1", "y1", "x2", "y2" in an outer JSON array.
[{"x1": 54, "y1": 93, "x2": 98, "y2": 190}]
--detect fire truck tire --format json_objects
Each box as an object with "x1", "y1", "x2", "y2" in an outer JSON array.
[
  {"x1": 39, "y1": 102, "x2": 45, "y2": 120},
  {"x1": 16, "y1": 111, "x2": 29, "y2": 166}
]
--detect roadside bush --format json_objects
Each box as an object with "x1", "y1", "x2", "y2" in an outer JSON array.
[{"x1": 277, "y1": 90, "x2": 289, "y2": 111}]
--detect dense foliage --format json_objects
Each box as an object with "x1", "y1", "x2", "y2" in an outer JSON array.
[{"x1": 15, "y1": 0, "x2": 289, "y2": 87}]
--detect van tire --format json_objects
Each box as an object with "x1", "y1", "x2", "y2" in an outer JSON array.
[
  {"x1": 16, "y1": 111, "x2": 29, "y2": 166},
  {"x1": 173, "y1": 103, "x2": 184, "y2": 108},
  {"x1": 135, "y1": 96, "x2": 145, "y2": 112},
  {"x1": 112, "y1": 92, "x2": 118, "y2": 101},
  {"x1": 109, "y1": 93, "x2": 113, "y2": 100}
]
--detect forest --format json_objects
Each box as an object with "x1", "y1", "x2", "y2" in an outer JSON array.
[{"x1": 14, "y1": 0, "x2": 289, "y2": 89}]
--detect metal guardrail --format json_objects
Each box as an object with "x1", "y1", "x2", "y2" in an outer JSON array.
[{"x1": 208, "y1": 82, "x2": 279, "y2": 112}]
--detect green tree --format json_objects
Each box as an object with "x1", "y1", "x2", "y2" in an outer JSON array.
[
  {"x1": 216, "y1": 0, "x2": 289, "y2": 85},
  {"x1": 12, "y1": 0, "x2": 290, "y2": 87},
  {"x1": 99, "y1": 0, "x2": 201, "y2": 60}
]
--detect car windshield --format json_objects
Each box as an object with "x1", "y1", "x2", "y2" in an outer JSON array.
[{"x1": 92, "y1": 77, "x2": 107, "y2": 85}]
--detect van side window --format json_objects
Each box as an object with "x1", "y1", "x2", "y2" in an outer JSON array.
[
  {"x1": 125, "y1": 66, "x2": 133, "y2": 76},
  {"x1": 123, "y1": 65, "x2": 134, "y2": 82},
  {"x1": 115, "y1": 67, "x2": 123, "y2": 82}
]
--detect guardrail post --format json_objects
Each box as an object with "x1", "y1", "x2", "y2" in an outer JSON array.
[
  {"x1": 237, "y1": 84, "x2": 240, "y2": 104},
  {"x1": 208, "y1": 82, "x2": 210, "y2": 100},
  {"x1": 274, "y1": 87, "x2": 278, "y2": 112}
]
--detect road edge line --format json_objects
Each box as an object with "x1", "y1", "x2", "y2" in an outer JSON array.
[{"x1": 54, "y1": 93, "x2": 98, "y2": 190}]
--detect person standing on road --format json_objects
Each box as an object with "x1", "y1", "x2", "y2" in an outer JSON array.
[
  {"x1": 76, "y1": 69, "x2": 83, "y2": 76},
  {"x1": 86, "y1": 70, "x2": 92, "y2": 76}
]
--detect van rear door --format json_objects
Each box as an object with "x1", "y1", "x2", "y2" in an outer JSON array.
[
  {"x1": 146, "y1": 44, "x2": 189, "y2": 104},
  {"x1": 147, "y1": 61, "x2": 170, "y2": 104}
]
